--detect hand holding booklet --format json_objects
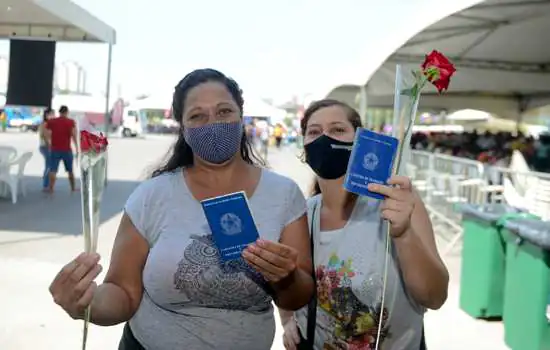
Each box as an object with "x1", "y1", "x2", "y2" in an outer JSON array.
[
  {"x1": 344, "y1": 128, "x2": 399, "y2": 200},
  {"x1": 201, "y1": 191, "x2": 260, "y2": 263}
]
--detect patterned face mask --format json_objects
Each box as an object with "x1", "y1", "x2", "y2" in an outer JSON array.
[{"x1": 184, "y1": 121, "x2": 243, "y2": 164}]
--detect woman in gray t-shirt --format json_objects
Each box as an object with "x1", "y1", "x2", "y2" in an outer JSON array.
[
  {"x1": 280, "y1": 100, "x2": 449, "y2": 350},
  {"x1": 48, "y1": 69, "x2": 314, "y2": 350}
]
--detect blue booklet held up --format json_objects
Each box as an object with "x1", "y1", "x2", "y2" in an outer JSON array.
[
  {"x1": 201, "y1": 191, "x2": 260, "y2": 263},
  {"x1": 344, "y1": 128, "x2": 399, "y2": 200}
]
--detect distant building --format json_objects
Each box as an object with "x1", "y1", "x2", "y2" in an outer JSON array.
[
  {"x1": 0, "y1": 57, "x2": 88, "y2": 96},
  {"x1": 54, "y1": 60, "x2": 87, "y2": 93},
  {"x1": 0, "y1": 55, "x2": 8, "y2": 94}
]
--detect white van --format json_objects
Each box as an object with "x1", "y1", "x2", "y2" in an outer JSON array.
[{"x1": 120, "y1": 108, "x2": 148, "y2": 137}]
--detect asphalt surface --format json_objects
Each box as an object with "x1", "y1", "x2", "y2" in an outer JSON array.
[{"x1": 0, "y1": 132, "x2": 507, "y2": 349}]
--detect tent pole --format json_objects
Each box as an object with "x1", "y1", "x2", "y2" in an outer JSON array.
[
  {"x1": 516, "y1": 96, "x2": 527, "y2": 135},
  {"x1": 104, "y1": 43, "x2": 113, "y2": 134},
  {"x1": 103, "y1": 43, "x2": 113, "y2": 186},
  {"x1": 359, "y1": 85, "x2": 368, "y2": 128}
]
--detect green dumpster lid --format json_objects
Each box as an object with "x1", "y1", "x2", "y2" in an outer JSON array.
[
  {"x1": 461, "y1": 203, "x2": 522, "y2": 223},
  {"x1": 504, "y1": 219, "x2": 550, "y2": 250}
]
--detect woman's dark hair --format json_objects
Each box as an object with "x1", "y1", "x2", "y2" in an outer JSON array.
[
  {"x1": 300, "y1": 99, "x2": 362, "y2": 196},
  {"x1": 152, "y1": 68, "x2": 265, "y2": 177},
  {"x1": 43, "y1": 107, "x2": 53, "y2": 122}
]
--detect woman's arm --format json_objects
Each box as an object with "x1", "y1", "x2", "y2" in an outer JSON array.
[
  {"x1": 271, "y1": 215, "x2": 315, "y2": 311},
  {"x1": 71, "y1": 123, "x2": 78, "y2": 153},
  {"x1": 44, "y1": 127, "x2": 51, "y2": 146},
  {"x1": 392, "y1": 192, "x2": 449, "y2": 310},
  {"x1": 278, "y1": 308, "x2": 294, "y2": 324},
  {"x1": 90, "y1": 214, "x2": 149, "y2": 326},
  {"x1": 39, "y1": 123, "x2": 51, "y2": 146}
]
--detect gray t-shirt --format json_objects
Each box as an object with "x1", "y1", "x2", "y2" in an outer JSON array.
[{"x1": 125, "y1": 168, "x2": 306, "y2": 350}]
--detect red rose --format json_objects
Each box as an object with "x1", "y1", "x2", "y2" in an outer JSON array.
[
  {"x1": 422, "y1": 50, "x2": 456, "y2": 93},
  {"x1": 80, "y1": 130, "x2": 108, "y2": 153},
  {"x1": 80, "y1": 132, "x2": 91, "y2": 152}
]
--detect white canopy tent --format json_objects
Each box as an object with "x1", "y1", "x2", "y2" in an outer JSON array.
[
  {"x1": 52, "y1": 94, "x2": 106, "y2": 113},
  {"x1": 0, "y1": 0, "x2": 116, "y2": 183},
  {"x1": 0, "y1": 0, "x2": 115, "y2": 43},
  {"x1": 130, "y1": 95, "x2": 171, "y2": 111},
  {"x1": 326, "y1": 0, "x2": 550, "y2": 121},
  {"x1": 446, "y1": 109, "x2": 491, "y2": 121},
  {"x1": 0, "y1": 0, "x2": 116, "y2": 129},
  {"x1": 243, "y1": 97, "x2": 287, "y2": 124}
]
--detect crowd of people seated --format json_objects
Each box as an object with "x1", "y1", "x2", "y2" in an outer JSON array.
[{"x1": 410, "y1": 130, "x2": 550, "y2": 173}]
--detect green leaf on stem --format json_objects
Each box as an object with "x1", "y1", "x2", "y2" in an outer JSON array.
[{"x1": 401, "y1": 88, "x2": 414, "y2": 97}]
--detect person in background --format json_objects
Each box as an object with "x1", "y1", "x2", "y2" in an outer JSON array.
[
  {"x1": 38, "y1": 107, "x2": 55, "y2": 192},
  {"x1": 533, "y1": 133, "x2": 550, "y2": 173},
  {"x1": 48, "y1": 68, "x2": 314, "y2": 350},
  {"x1": 510, "y1": 132, "x2": 526, "y2": 153},
  {"x1": 0, "y1": 109, "x2": 6, "y2": 132},
  {"x1": 46, "y1": 105, "x2": 78, "y2": 193},
  {"x1": 523, "y1": 136, "x2": 536, "y2": 164},
  {"x1": 245, "y1": 119, "x2": 257, "y2": 145},
  {"x1": 259, "y1": 122, "x2": 270, "y2": 160},
  {"x1": 273, "y1": 123, "x2": 284, "y2": 148},
  {"x1": 280, "y1": 99, "x2": 447, "y2": 350}
]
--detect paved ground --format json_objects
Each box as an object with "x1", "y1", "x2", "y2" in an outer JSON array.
[{"x1": 0, "y1": 132, "x2": 507, "y2": 349}]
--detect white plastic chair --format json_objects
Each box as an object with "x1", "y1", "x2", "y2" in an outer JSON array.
[
  {"x1": 0, "y1": 151, "x2": 33, "y2": 204},
  {"x1": 0, "y1": 146, "x2": 17, "y2": 197},
  {"x1": 0, "y1": 146, "x2": 17, "y2": 164}
]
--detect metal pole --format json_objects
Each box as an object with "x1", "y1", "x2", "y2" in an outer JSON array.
[
  {"x1": 359, "y1": 84, "x2": 368, "y2": 128},
  {"x1": 103, "y1": 43, "x2": 113, "y2": 186},
  {"x1": 104, "y1": 44, "x2": 113, "y2": 134}
]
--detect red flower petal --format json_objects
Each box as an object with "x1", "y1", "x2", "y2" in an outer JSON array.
[
  {"x1": 79, "y1": 130, "x2": 108, "y2": 153},
  {"x1": 422, "y1": 50, "x2": 456, "y2": 93}
]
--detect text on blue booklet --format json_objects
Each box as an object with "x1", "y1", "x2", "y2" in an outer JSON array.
[
  {"x1": 344, "y1": 128, "x2": 399, "y2": 199},
  {"x1": 200, "y1": 191, "x2": 259, "y2": 262}
]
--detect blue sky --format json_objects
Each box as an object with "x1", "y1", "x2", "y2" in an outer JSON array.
[{"x1": 0, "y1": 0, "x2": 480, "y2": 103}]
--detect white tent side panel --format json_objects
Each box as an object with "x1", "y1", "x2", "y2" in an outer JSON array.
[{"x1": 244, "y1": 98, "x2": 286, "y2": 123}]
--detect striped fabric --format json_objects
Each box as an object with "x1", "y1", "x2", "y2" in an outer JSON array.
[{"x1": 184, "y1": 121, "x2": 243, "y2": 164}]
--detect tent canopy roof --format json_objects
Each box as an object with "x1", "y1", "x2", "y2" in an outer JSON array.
[
  {"x1": 327, "y1": 0, "x2": 550, "y2": 119},
  {"x1": 52, "y1": 93, "x2": 107, "y2": 113},
  {"x1": 130, "y1": 95, "x2": 171, "y2": 111},
  {"x1": 0, "y1": 0, "x2": 115, "y2": 43},
  {"x1": 243, "y1": 96, "x2": 287, "y2": 122}
]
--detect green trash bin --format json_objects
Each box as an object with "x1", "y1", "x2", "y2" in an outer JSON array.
[
  {"x1": 459, "y1": 204, "x2": 524, "y2": 319},
  {"x1": 501, "y1": 218, "x2": 550, "y2": 350}
]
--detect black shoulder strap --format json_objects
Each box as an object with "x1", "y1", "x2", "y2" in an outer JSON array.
[{"x1": 306, "y1": 202, "x2": 318, "y2": 348}]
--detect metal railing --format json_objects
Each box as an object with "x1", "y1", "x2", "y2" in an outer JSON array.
[{"x1": 407, "y1": 150, "x2": 550, "y2": 255}]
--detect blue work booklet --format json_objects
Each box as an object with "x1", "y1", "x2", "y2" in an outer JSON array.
[
  {"x1": 201, "y1": 191, "x2": 260, "y2": 263},
  {"x1": 343, "y1": 128, "x2": 399, "y2": 200}
]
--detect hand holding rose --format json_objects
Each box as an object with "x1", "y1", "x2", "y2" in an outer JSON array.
[{"x1": 368, "y1": 175, "x2": 415, "y2": 238}]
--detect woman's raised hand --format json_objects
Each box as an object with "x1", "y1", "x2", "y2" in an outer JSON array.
[
  {"x1": 48, "y1": 252, "x2": 103, "y2": 319},
  {"x1": 368, "y1": 175, "x2": 416, "y2": 238}
]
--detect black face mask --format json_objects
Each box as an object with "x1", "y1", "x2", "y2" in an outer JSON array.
[{"x1": 305, "y1": 134, "x2": 353, "y2": 180}]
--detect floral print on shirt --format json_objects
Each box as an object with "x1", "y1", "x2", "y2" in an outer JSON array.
[{"x1": 316, "y1": 253, "x2": 390, "y2": 350}]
